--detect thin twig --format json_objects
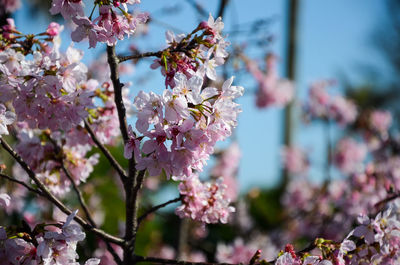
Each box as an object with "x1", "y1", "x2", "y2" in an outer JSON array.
[
  {"x1": 374, "y1": 192, "x2": 400, "y2": 210},
  {"x1": 45, "y1": 133, "x2": 97, "y2": 228},
  {"x1": 138, "y1": 196, "x2": 182, "y2": 224},
  {"x1": 46, "y1": 119, "x2": 124, "y2": 265},
  {"x1": 105, "y1": 242, "x2": 123, "y2": 265},
  {"x1": 0, "y1": 138, "x2": 124, "y2": 245},
  {"x1": 84, "y1": 120, "x2": 127, "y2": 181},
  {"x1": 0, "y1": 173, "x2": 43, "y2": 196},
  {"x1": 61, "y1": 164, "x2": 96, "y2": 227},
  {"x1": 118, "y1": 45, "x2": 192, "y2": 63},
  {"x1": 134, "y1": 255, "x2": 237, "y2": 265},
  {"x1": 118, "y1": 51, "x2": 162, "y2": 63}
]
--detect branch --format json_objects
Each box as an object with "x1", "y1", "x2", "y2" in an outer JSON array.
[
  {"x1": 105, "y1": 242, "x2": 123, "y2": 265},
  {"x1": 107, "y1": 45, "x2": 129, "y2": 144},
  {"x1": 0, "y1": 173, "x2": 43, "y2": 196},
  {"x1": 0, "y1": 138, "x2": 124, "y2": 245},
  {"x1": 216, "y1": 0, "x2": 229, "y2": 18},
  {"x1": 374, "y1": 192, "x2": 400, "y2": 210},
  {"x1": 60, "y1": 164, "x2": 96, "y2": 227},
  {"x1": 107, "y1": 44, "x2": 139, "y2": 265},
  {"x1": 118, "y1": 51, "x2": 162, "y2": 63},
  {"x1": 84, "y1": 120, "x2": 127, "y2": 181},
  {"x1": 117, "y1": 44, "x2": 195, "y2": 63},
  {"x1": 138, "y1": 196, "x2": 182, "y2": 224},
  {"x1": 134, "y1": 255, "x2": 237, "y2": 265}
]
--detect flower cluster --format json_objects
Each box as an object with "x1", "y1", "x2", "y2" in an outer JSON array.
[
  {"x1": 210, "y1": 142, "x2": 241, "y2": 201},
  {"x1": 305, "y1": 80, "x2": 357, "y2": 125},
  {"x1": 127, "y1": 72, "x2": 243, "y2": 180},
  {"x1": 15, "y1": 127, "x2": 100, "y2": 195},
  {"x1": 281, "y1": 145, "x2": 309, "y2": 176},
  {"x1": 369, "y1": 110, "x2": 392, "y2": 135},
  {"x1": 0, "y1": 211, "x2": 100, "y2": 264},
  {"x1": 175, "y1": 173, "x2": 235, "y2": 224},
  {"x1": 216, "y1": 236, "x2": 278, "y2": 263},
  {"x1": 0, "y1": 0, "x2": 21, "y2": 14},
  {"x1": 0, "y1": 22, "x2": 113, "y2": 195},
  {"x1": 333, "y1": 137, "x2": 367, "y2": 175},
  {"x1": 0, "y1": 27, "x2": 95, "y2": 131},
  {"x1": 151, "y1": 14, "x2": 229, "y2": 88},
  {"x1": 274, "y1": 201, "x2": 400, "y2": 264},
  {"x1": 50, "y1": 0, "x2": 148, "y2": 48},
  {"x1": 246, "y1": 53, "x2": 294, "y2": 108}
]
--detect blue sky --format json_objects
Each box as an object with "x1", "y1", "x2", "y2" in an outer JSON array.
[{"x1": 14, "y1": 0, "x2": 388, "y2": 191}]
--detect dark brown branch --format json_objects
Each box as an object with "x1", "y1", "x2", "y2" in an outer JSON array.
[
  {"x1": 216, "y1": 0, "x2": 229, "y2": 18},
  {"x1": 107, "y1": 45, "x2": 129, "y2": 144},
  {"x1": 117, "y1": 43, "x2": 196, "y2": 63},
  {"x1": 107, "y1": 44, "x2": 140, "y2": 265},
  {"x1": 134, "y1": 255, "x2": 237, "y2": 265},
  {"x1": 60, "y1": 164, "x2": 96, "y2": 227},
  {"x1": 374, "y1": 192, "x2": 400, "y2": 209},
  {"x1": 0, "y1": 138, "x2": 124, "y2": 245},
  {"x1": 84, "y1": 120, "x2": 127, "y2": 181},
  {"x1": 105, "y1": 242, "x2": 123, "y2": 265},
  {"x1": 45, "y1": 133, "x2": 97, "y2": 228},
  {"x1": 118, "y1": 51, "x2": 162, "y2": 63},
  {"x1": 138, "y1": 196, "x2": 182, "y2": 224},
  {"x1": 0, "y1": 173, "x2": 43, "y2": 196}
]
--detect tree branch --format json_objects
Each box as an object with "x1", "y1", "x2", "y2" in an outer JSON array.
[
  {"x1": 60, "y1": 164, "x2": 96, "y2": 227},
  {"x1": 216, "y1": 0, "x2": 229, "y2": 18},
  {"x1": 105, "y1": 242, "x2": 123, "y2": 265},
  {"x1": 117, "y1": 44, "x2": 195, "y2": 63},
  {"x1": 118, "y1": 51, "x2": 162, "y2": 63},
  {"x1": 107, "y1": 44, "x2": 140, "y2": 265},
  {"x1": 107, "y1": 45, "x2": 129, "y2": 144},
  {"x1": 134, "y1": 255, "x2": 237, "y2": 265},
  {"x1": 374, "y1": 192, "x2": 400, "y2": 210},
  {"x1": 138, "y1": 196, "x2": 182, "y2": 225},
  {"x1": 0, "y1": 173, "x2": 43, "y2": 196},
  {"x1": 84, "y1": 120, "x2": 127, "y2": 181},
  {"x1": 0, "y1": 138, "x2": 124, "y2": 246}
]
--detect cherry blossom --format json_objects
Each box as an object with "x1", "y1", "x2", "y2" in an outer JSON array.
[
  {"x1": 246, "y1": 54, "x2": 294, "y2": 108},
  {"x1": 175, "y1": 173, "x2": 235, "y2": 224}
]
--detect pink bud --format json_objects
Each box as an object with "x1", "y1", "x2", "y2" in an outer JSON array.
[
  {"x1": 199, "y1": 21, "x2": 208, "y2": 29},
  {"x1": 46, "y1": 22, "x2": 61, "y2": 37}
]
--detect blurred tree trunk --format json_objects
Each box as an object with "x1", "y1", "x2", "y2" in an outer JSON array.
[{"x1": 281, "y1": 0, "x2": 299, "y2": 188}]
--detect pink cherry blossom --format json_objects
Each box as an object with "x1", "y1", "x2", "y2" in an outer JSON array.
[
  {"x1": 370, "y1": 110, "x2": 392, "y2": 134},
  {"x1": 334, "y1": 137, "x2": 367, "y2": 174},
  {"x1": 176, "y1": 173, "x2": 235, "y2": 224},
  {"x1": 46, "y1": 22, "x2": 63, "y2": 36},
  {"x1": 281, "y1": 145, "x2": 309, "y2": 176}
]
